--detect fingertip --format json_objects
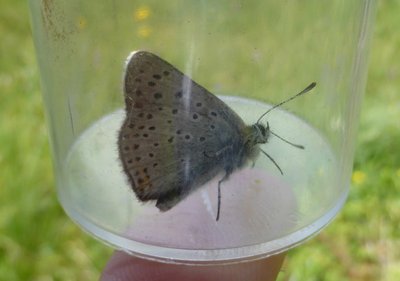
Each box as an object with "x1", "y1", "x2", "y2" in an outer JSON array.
[{"x1": 101, "y1": 251, "x2": 285, "y2": 281}]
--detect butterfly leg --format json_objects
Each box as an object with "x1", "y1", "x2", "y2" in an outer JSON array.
[
  {"x1": 204, "y1": 145, "x2": 233, "y2": 159},
  {"x1": 216, "y1": 166, "x2": 234, "y2": 221},
  {"x1": 260, "y1": 148, "x2": 283, "y2": 175},
  {"x1": 123, "y1": 95, "x2": 135, "y2": 125},
  {"x1": 216, "y1": 174, "x2": 226, "y2": 221}
]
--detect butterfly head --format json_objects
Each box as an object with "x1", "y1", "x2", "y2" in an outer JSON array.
[{"x1": 251, "y1": 122, "x2": 271, "y2": 145}]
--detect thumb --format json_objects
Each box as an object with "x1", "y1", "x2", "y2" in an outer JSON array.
[{"x1": 100, "y1": 251, "x2": 285, "y2": 281}]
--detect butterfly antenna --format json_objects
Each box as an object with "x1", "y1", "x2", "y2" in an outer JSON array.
[
  {"x1": 256, "y1": 82, "x2": 317, "y2": 124},
  {"x1": 270, "y1": 130, "x2": 304, "y2": 149}
]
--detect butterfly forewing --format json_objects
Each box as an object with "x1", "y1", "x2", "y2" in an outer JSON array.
[{"x1": 118, "y1": 51, "x2": 247, "y2": 210}]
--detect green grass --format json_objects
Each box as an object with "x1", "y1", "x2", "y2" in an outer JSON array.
[{"x1": 1, "y1": 0, "x2": 399, "y2": 280}]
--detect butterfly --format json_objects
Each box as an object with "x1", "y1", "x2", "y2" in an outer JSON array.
[{"x1": 118, "y1": 50, "x2": 316, "y2": 220}]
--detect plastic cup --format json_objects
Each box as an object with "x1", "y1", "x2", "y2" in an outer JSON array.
[{"x1": 29, "y1": 1, "x2": 376, "y2": 264}]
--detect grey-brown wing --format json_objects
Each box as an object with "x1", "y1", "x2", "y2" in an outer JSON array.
[{"x1": 118, "y1": 51, "x2": 246, "y2": 210}]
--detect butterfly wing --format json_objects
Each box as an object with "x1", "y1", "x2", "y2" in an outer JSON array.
[{"x1": 118, "y1": 51, "x2": 247, "y2": 211}]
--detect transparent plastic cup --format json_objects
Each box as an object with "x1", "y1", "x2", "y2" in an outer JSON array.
[{"x1": 29, "y1": 1, "x2": 376, "y2": 264}]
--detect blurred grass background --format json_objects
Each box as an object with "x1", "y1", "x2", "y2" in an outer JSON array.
[{"x1": 0, "y1": 0, "x2": 399, "y2": 280}]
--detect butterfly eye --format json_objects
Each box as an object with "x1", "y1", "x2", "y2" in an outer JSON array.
[
  {"x1": 256, "y1": 124, "x2": 266, "y2": 136},
  {"x1": 260, "y1": 126, "x2": 266, "y2": 136}
]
